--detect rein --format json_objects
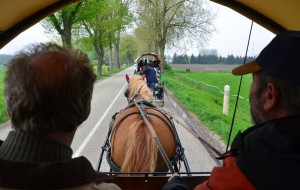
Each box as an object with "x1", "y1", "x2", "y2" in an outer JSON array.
[
  {"x1": 226, "y1": 21, "x2": 254, "y2": 152},
  {"x1": 132, "y1": 99, "x2": 176, "y2": 174}
]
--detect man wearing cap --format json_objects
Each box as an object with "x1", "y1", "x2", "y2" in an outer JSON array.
[{"x1": 163, "y1": 30, "x2": 300, "y2": 190}]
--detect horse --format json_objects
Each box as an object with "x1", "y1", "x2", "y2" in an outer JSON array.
[
  {"x1": 107, "y1": 74, "x2": 178, "y2": 175},
  {"x1": 124, "y1": 74, "x2": 155, "y2": 103}
]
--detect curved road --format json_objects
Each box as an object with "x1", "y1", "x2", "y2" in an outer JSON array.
[{"x1": 0, "y1": 66, "x2": 219, "y2": 174}]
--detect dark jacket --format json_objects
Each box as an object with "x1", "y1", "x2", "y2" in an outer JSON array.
[
  {"x1": 231, "y1": 115, "x2": 300, "y2": 189},
  {"x1": 0, "y1": 130, "x2": 120, "y2": 190},
  {"x1": 143, "y1": 65, "x2": 158, "y2": 84},
  {"x1": 166, "y1": 115, "x2": 300, "y2": 190}
]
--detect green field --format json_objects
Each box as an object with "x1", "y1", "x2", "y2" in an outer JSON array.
[{"x1": 163, "y1": 68, "x2": 253, "y2": 145}]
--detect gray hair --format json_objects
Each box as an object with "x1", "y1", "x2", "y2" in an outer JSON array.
[
  {"x1": 255, "y1": 70, "x2": 300, "y2": 114},
  {"x1": 5, "y1": 43, "x2": 96, "y2": 136}
]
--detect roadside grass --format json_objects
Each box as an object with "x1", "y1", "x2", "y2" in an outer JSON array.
[
  {"x1": 0, "y1": 67, "x2": 8, "y2": 124},
  {"x1": 163, "y1": 68, "x2": 253, "y2": 145},
  {"x1": 95, "y1": 65, "x2": 129, "y2": 80}
]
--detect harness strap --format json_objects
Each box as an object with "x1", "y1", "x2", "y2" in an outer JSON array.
[
  {"x1": 133, "y1": 100, "x2": 176, "y2": 174},
  {"x1": 153, "y1": 101, "x2": 222, "y2": 157}
]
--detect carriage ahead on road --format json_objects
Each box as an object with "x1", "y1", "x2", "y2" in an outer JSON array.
[{"x1": 134, "y1": 52, "x2": 165, "y2": 106}]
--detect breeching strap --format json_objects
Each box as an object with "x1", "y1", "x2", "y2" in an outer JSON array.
[{"x1": 133, "y1": 100, "x2": 176, "y2": 174}]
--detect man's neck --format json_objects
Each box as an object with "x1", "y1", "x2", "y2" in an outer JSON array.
[
  {"x1": 46, "y1": 129, "x2": 76, "y2": 146},
  {"x1": 0, "y1": 130, "x2": 73, "y2": 162}
]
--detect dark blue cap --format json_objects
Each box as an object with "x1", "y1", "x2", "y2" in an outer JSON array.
[{"x1": 232, "y1": 30, "x2": 300, "y2": 85}]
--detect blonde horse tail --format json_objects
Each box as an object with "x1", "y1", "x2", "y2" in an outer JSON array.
[{"x1": 121, "y1": 119, "x2": 158, "y2": 174}]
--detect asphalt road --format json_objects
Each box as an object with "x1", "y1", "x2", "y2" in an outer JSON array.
[{"x1": 0, "y1": 66, "x2": 219, "y2": 174}]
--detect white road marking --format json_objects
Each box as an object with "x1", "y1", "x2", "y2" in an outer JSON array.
[{"x1": 73, "y1": 82, "x2": 127, "y2": 158}]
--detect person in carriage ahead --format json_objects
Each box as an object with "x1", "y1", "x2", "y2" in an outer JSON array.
[
  {"x1": 163, "y1": 30, "x2": 300, "y2": 190},
  {"x1": 137, "y1": 59, "x2": 144, "y2": 73},
  {"x1": 0, "y1": 43, "x2": 120, "y2": 190},
  {"x1": 141, "y1": 61, "x2": 159, "y2": 97}
]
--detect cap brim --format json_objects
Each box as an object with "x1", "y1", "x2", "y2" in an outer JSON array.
[{"x1": 232, "y1": 61, "x2": 262, "y2": 75}]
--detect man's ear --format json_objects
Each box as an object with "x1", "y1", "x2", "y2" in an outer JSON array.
[{"x1": 263, "y1": 83, "x2": 279, "y2": 110}]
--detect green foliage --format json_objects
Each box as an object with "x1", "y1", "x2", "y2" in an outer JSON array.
[
  {"x1": 95, "y1": 65, "x2": 129, "y2": 80},
  {"x1": 163, "y1": 62, "x2": 172, "y2": 71},
  {"x1": 71, "y1": 0, "x2": 134, "y2": 75},
  {"x1": 0, "y1": 67, "x2": 8, "y2": 123},
  {"x1": 136, "y1": 0, "x2": 215, "y2": 58},
  {"x1": 164, "y1": 68, "x2": 252, "y2": 145},
  {"x1": 119, "y1": 34, "x2": 138, "y2": 65},
  {"x1": 41, "y1": 1, "x2": 83, "y2": 47}
]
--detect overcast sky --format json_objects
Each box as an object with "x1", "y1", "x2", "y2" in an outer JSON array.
[
  {"x1": 203, "y1": 1, "x2": 275, "y2": 57},
  {"x1": 0, "y1": 1, "x2": 275, "y2": 57}
]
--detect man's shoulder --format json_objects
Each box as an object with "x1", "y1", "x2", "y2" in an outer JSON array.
[{"x1": 0, "y1": 156, "x2": 112, "y2": 189}]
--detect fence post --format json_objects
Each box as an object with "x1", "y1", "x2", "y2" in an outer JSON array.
[{"x1": 223, "y1": 85, "x2": 230, "y2": 115}]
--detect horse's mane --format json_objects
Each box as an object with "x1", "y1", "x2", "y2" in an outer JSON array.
[
  {"x1": 121, "y1": 119, "x2": 158, "y2": 173},
  {"x1": 128, "y1": 75, "x2": 154, "y2": 102}
]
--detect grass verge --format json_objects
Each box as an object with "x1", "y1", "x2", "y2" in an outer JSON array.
[{"x1": 163, "y1": 68, "x2": 253, "y2": 145}]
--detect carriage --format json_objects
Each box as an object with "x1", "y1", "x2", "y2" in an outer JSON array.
[
  {"x1": 134, "y1": 52, "x2": 165, "y2": 106},
  {"x1": 95, "y1": 74, "x2": 211, "y2": 189},
  {"x1": 1, "y1": 0, "x2": 299, "y2": 189}
]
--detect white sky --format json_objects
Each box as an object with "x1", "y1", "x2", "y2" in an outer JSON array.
[
  {"x1": 0, "y1": 1, "x2": 275, "y2": 57},
  {"x1": 203, "y1": 1, "x2": 275, "y2": 57}
]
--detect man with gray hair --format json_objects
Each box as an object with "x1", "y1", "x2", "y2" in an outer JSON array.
[{"x1": 0, "y1": 43, "x2": 120, "y2": 190}]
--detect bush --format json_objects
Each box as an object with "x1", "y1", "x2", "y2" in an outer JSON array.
[{"x1": 163, "y1": 62, "x2": 172, "y2": 71}]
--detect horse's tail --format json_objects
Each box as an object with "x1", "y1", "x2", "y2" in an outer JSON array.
[{"x1": 121, "y1": 119, "x2": 158, "y2": 173}]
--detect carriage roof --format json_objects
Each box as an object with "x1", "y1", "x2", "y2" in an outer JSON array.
[
  {"x1": 211, "y1": 0, "x2": 300, "y2": 34},
  {"x1": 0, "y1": 0, "x2": 78, "y2": 49},
  {"x1": 134, "y1": 52, "x2": 162, "y2": 64},
  {"x1": 2, "y1": 0, "x2": 300, "y2": 51}
]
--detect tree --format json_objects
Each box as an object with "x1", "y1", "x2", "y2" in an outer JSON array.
[
  {"x1": 74, "y1": 0, "x2": 133, "y2": 75},
  {"x1": 111, "y1": 0, "x2": 134, "y2": 69},
  {"x1": 190, "y1": 54, "x2": 197, "y2": 64},
  {"x1": 41, "y1": 2, "x2": 83, "y2": 48},
  {"x1": 136, "y1": 0, "x2": 215, "y2": 67},
  {"x1": 75, "y1": 0, "x2": 132, "y2": 76},
  {"x1": 119, "y1": 34, "x2": 138, "y2": 65},
  {"x1": 79, "y1": 0, "x2": 112, "y2": 76}
]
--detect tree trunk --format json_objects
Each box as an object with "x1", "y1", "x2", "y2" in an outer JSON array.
[
  {"x1": 114, "y1": 41, "x2": 120, "y2": 69},
  {"x1": 62, "y1": 17, "x2": 72, "y2": 48},
  {"x1": 93, "y1": 42, "x2": 105, "y2": 76},
  {"x1": 97, "y1": 57, "x2": 102, "y2": 76},
  {"x1": 97, "y1": 52, "x2": 104, "y2": 76},
  {"x1": 159, "y1": 41, "x2": 166, "y2": 73},
  {"x1": 109, "y1": 44, "x2": 113, "y2": 72}
]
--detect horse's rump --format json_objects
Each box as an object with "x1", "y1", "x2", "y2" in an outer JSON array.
[{"x1": 109, "y1": 105, "x2": 177, "y2": 172}]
